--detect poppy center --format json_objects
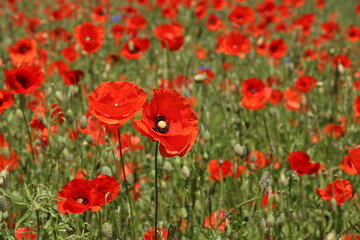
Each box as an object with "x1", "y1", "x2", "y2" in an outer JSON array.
[
  {"x1": 85, "y1": 36, "x2": 92, "y2": 41},
  {"x1": 16, "y1": 75, "x2": 27, "y2": 88},
  {"x1": 153, "y1": 116, "x2": 169, "y2": 134},
  {"x1": 19, "y1": 45, "x2": 29, "y2": 54},
  {"x1": 76, "y1": 197, "x2": 88, "y2": 205}
]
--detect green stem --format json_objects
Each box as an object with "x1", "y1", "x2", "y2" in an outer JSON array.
[
  {"x1": 154, "y1": 141, "x2": 159, "y2": 240},
  {"x1": 117, "y1": 128, "x2": 135, "y2": 240},
  {"x1": 20, "y1": 96, "x2": 35, "y2": 168},
  {"x1": 36, "y1": 210, "x2": 41, "y2": 239}
]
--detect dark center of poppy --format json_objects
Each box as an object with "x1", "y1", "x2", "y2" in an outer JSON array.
[
  {"x1": 19, "y1": 45, "x2": 29, "y2": 54},
  {"x1": 16, "y1": 75, "x2": 27, "y2": 88},
  {"x1": 250, "y1": 88, "x2": 257, "y2": 93},
  {"x1": 76, "y1": 197, "x2": 88, "y2": 205},
  {"x1": 153, "y1": 116, "x2": 169, "y2": 134}
]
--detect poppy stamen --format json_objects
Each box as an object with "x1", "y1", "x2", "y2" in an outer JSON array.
[
  {"x1": 76, "y1": 197, "x2": 88, "y2": 205},
  {"x1": 153, "y1": 116, "x2": 169, "y2": 134}
]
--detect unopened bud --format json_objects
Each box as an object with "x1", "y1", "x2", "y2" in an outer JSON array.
[
  {"x1": 279, "y1": 173, "x2": 289, "y2": 187},
  {"x1": 180, "y1": 207, "x2": 188, "y2": 218},
  {"x1": 181, "y1": 166, "x2": 190, "y2": 178},
  {"x1": 234, "y1": 144, "x2": 246, "y2": 158},
  {"x1": 55, "y1": 90, "x2": 64, "y2": 102},
  {"x1": 79, "y1": 115, "x2": 88, "y2": 129},
  {"x1": 0, "y1": 195, "x2": 8, "y2": 212},
  {"x1": 324, "y1": 230, "x2": 337, "y2": 240},
  {"x1": 100, "y1": 166, "x2": 112, "y2": 177},
  {"x1": 276, "y1": 213, "x2": 285, "y2": 226},
  {"x1": 163, "y1": 161, "x2": 173, "y2": 172},
  {"x1": 15, "y1": 109, "x2": 23, "y2": 118},
  {"x1": 85, "y1": 135, "x2": 94, "y2": 144},
  {"x1": 101, "y1": 222, "x2": 114, "y2": 239},
  {"x1": 260, "y1": 218, "x2": 267, "y2": 234},
  {"x1": 337, "y1": 63, "x2": 344, "y2": 74},
  {"x1": 266, "y1": 214, "x2": 275, "y2": 227},
  {"x1": 203, "y1": 130, "x2": 211, "y2": 141},
  {"x1": 330, "y1": 198, "x2": 337, "y2": 212},
  {"x1": 0, "y1": 170, "x2": 9, "y2": 186},
  {"x1": 250, "y1": 153, "x2": 257, "y2": 162},
  {"x1": 194, "y1": 74, "x2": 207, "y2": 83}
]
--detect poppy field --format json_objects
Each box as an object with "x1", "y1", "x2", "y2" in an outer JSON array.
[{"x1": 0, "y1": 0, "x2": 360, "y2": 239}]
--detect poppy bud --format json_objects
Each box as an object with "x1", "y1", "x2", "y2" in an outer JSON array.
[
  {"x1": 101, "y1": 222, "x2": 114, "y2": 239},
  {"x1": 55, "y1": 90, "x2": 65, "y2": 102},
  {"x1": 15, "y1": 109, "x2": 23, "y2": 118},
  {"x1": 279, "y1": 172, "x2": 289, "y2": 187},
  {"x1": 57, "y1": 136, "x2": 65, "y2": 150},
  {"x1": 337, "y1": 63, "x2": 345, "y2": 73},
  {"x1": 0, "y1": 195, "x2": 8, "y2": 212},
  {"x1": 234, "y1": 144, "x2": 246, "y2": 158},
  {"x1": 259, "y1": 218, "x2": 267, "y2": 234},
  {"x1": 266, "y1": 214, "x2": 275, "y2": 227},
  {"x1": 181, "y1": 166, "x2": 190, "y2": 178},
  {"x1": 276, "y1": 213, "x2": 285, "y2": 226},
  {"x1": 203, "y1": 152, "x2": 209, "y2": 160},
  {"x1": 194, "y1": 73, "x2": 207, "y2": 83},
  {"x1": 0, "y1": 170, "x2": 9, "y2": 186},
  {"x1": 249, "y1": 152, "x2": 257, "y2": 162},
  {"x1": 180, "y1": 207, "x2": 188, "y2": 218},
  {"x1": 242, "y1": 210, "x2": 250, "y2": 222},
  {"x1": 163, "y1": 161, "x2": 173, "y2": 172},
  {"x1": 85, "y1": 135, "x2": 94, "y2": 144},
  {"x1": 127, "y1": 173, "x2": 134, "y2": 185},
  {"x1": 66, "y1": 109, "x2": 74, "y2": 123},
  {"x1": 79, "y1": 115, "x2": 88, "y2": 129},
  {"x1": 100, "y1": 166, "x2": 112, "y2": 177},
  {"x1": 324, "y1": 230, "x2": 337, "y2": 240},
  {"x1": 203, "y1": 130, "x2": 211, "y2": 141}
]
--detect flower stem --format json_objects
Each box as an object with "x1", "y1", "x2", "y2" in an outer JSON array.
[
  {"x1": 154, "y1": 141, "x2": 159, "y2": 240},
  {"x1": 117, "y1": 128, "x2": 135, "y2": 240},
  {"x1": 19, "y1": 95, "x2": 35, "y2": 168}
]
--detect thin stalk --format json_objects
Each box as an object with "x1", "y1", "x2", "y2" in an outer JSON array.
[
  {"x1": 36, "y1": 210, "x2": 41, "y2": 239},
  {"x1": 20, "y1": 96, "x2": 35, "y2": 168},
  {"x1": 154, "y1": 141, "x2": 160, "y2": 240},
  {"x1": 117, "y1": 128, "x2": 135, "y2": 240}
]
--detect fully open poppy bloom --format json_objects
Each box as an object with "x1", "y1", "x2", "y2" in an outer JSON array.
[
  {"x1": 206, "y1": 14, "x2": 225, "y2": 31},
  {"x1": 348, "y1": 25, "x2": 360, "y2": 42},
  {"x1": 8, "y1": 38, "x2": 37, "y2": 66},
  {"x1": 88, "y1": 81, "x2": 147, "y2": 126},
  {"x1": 203, "y1": 209, "x2": 227, "y2": 231},
  {"x1": 332, "y1": 55, "x2": 352, "y2": 69},
  {"x1": 154, "y1": 23, "x2": 184, "y2": 51},
  {"x1": 294, "y1": 76, "x2": 317, "y2": 93},
  {"x1": 4, "y1": 66, "x2": 44, "y2": 94},
  {"x1": 342, "y1": 234, "x2": 360, "y2": 240},
  {"x1": 133, "y1": 89, "x2": 198, "y2": 157},
  {"x1": 288, "y1": 151, "x2": 321, "y2": 175},
  {"x1": 241, "y1": 78, "x2": 270, "y2": 110},
  {"x1": 216, "y1": 32, "x2": 251, "y2": 58},
  {"x1": 57, "y1": 174, "x2": 120, "y2": 214},
  {"x1": 228, "y1": 5, "x2": 255, "y2": 25},
  {"x1": 61, "y1": 45, "x2": 79, "y2": 63},
  {"x1": 75, "y1": 22, "x2": 105, "y2": 54},
  {"x1": 316, "y1": 179, "x2": 353, "y2": 205},
  {"x1": 0, "y1": 89, "x2": 14, "y2": 114},
  {"x1": 208, "y1": 159, "x2": 233, "y2": 181},
  {"x1": 0, "y1": 150, "x2": 20, "y2": 172},
  {"x1": 268, "y1": 39, "x2": 287, "y2": 59},
  {"x1": 61, "y1": 70, "x2": 84, "y2": 85},
  {"x1": 246, "y1": 150, "x2": 271, "y2": 170},
  {"x1": 121, "y1": 38, "x2": 151, "y2": 60},
  {"x1": 340, "y1": 150, "x2": 359, "y2": 175},
  {"x1": 143, "y1": 227, "x2": 168, "y2": 240}
]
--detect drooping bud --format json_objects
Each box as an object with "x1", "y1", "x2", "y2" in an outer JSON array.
[
  {"x1": 266, "y1": 214, "x2": 275, "y2": 227},
  {"x1": 163, "y1": 161, "x2": 173, "y2": 172},
  {"x1": 181, "y1": 166, "x2": 190, "y2": 178},
  {"x1": 234, "y1": 144, "x2": 246, "y2": 158},
  {"x1": 100, "y1": 166, "x2": 112, "y2": 177},
  {"x1": 79, "y1": 115, "x2": 88, "y2": 129}
]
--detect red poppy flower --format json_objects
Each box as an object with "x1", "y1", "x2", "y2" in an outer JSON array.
[
  {"x1": 115, "y1": 133, "x2": 143, "y2": 155},
  {"x1": 246, "y1": 150, "x2": 271, "y2": 170},
  {"x1": 324, "y1": 116, "x2": 346, "y2": 138},
  {"x1": 332, "y1": 55, "x2": 352, "y2": 69},
  {"x1": 204, "y1": 209, "x2": 226, "y2": 231},
  {"x1": 8, "y1": 38, "x2": 37, "y2": 66},
  {"x1": 340, "y1": 151, "x2": 358, "y2": 175},
  {"x1": 154, "y1": 23, "x2": 184, "y2": 51},
  {"x1": 197, "y1": 68, "x2": 214, "y2": 84},
  {"x1": 216, "y1": 32, "x2": 251, "y2": 58},
  {"x1": 284, "y1": 88, "x2": 306, "y2": 111},
  {"x1": 206, "y1": 14, "x2": 225, "y2": 31},
  {"x1": 0, "y1": 89, "x2": 14, "y2": 114},
  {"x1": 342, "y1": 234, "x2": 360, "y2": 240},
  {"x1": 88, "y1": 81, "x2": 147, "y2": 126},
  {"x1": 15, "y1": 227, "x2": 37, "y2": 240},
  {"x1": 57, "y1": 175, "x2": 120, "y2": 214},
  {"x1": 61, "y1": 70, "x2": 84, "y2": 85},
  {"x1": 348, "y1": 26, "x2": 360, "y2": 42},
  {"x1": 241, "y1": 78, "x2": 270, "y2": 110},
  {"x1": 260, "y1": 190, "x2": 279, "y2": 210},
  {"x1": 228, "y1": 5, "x2": 255, "y2": 25},
  {"x1": 61, "y1": 45, "x2": 79, "y2": 63},
  {"x1": 121, "y1": 38, "x2": 151, "y2": 60},
  {"x1": 208, "y1": 159, "x2": 233, "y2": 181},
  {"x1": 294, "y1": 76, "x2": 317, "y2": 93},
  {"x1": 125, "y1": 14, "x2": 148, "y2": 32},
  {"x1": 288, "y1": 151, "x2": 321, "y2": 176},
  {"x1": 316, "y1": 179, "x2": 353, "y2": 205},
  {"x1": 91, "y1": 6, "x2": 108, "y2": 23},
  {"x1": 345, "y1": 146, "x2": 360, "y2": 174},
  {"x1": 0, "y1": 150, "x2": 20, "y2": 172},
  {"x1": 4, "y1": 66, "x2": 44, "y2": 94},
  {"x1": 133, "y1": 89, "x2": 198, "y2": 157},
  {"x1": 354, "y1": 96, "x2": 360, "y2": 116},
  {"x1": 75, "y1": 22, "x2": 105, "y2": 54},
  {"x1": 143, "y1": 227, "x2": 168, "y2": 240},
  {"x1": 268, "y1": 39, "x2": 287, "y2": 59},
  {"x1": 111, "y1": 24, "x2": 125, "y2": 43},
  {"x1": 268, "y1": 89, "x2": 283, "y2": 105}
]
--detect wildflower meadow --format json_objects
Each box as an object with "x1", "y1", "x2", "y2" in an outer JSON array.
[{"x1": 0, "y1": 0, "x2": 359, "y2": 239}]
